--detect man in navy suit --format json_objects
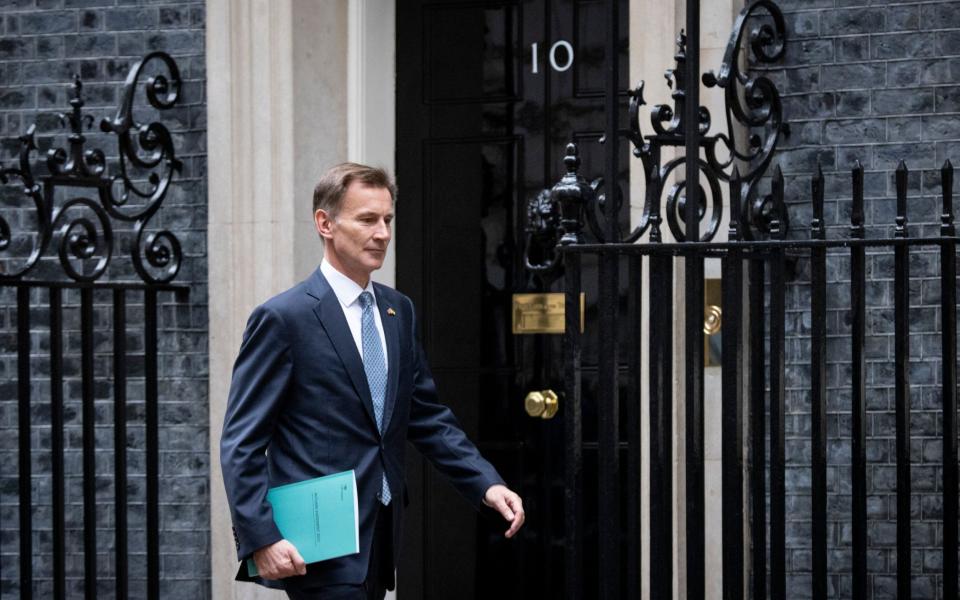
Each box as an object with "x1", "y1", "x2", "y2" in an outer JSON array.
[{"x1": 220, "y1": 163, "x2": 524, "y2": 599}]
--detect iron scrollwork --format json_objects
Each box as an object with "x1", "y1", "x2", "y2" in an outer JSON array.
[
  {"x1": 524, "y1": 0, "x2": 788, "y2": 270},
  {"x1": 703, "y1": 0, "x2": 788, "y2": 241},
  {"x1": 0, "y1": 128, "x2": 47, "y2": 278},
  {"x1": 0, "y1": 51, "x2": 183, "y2": 283},
  {"x1": 628, "y1": 1, "x2": 788, "y2": 243}
]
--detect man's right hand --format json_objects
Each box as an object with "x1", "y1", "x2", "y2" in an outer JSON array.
[{"x1": 252, "y1": 539, "x2": 307, "y2": 580}]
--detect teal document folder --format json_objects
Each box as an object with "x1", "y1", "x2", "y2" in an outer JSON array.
[{"x1": 247, "y1": 470, "x2": 360, "y2": 577}]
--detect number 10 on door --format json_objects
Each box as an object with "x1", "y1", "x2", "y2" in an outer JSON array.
[{"x1": 531, "y1": 41, "x2": 574, "y2": 74}]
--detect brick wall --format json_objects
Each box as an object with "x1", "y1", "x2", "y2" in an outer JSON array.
[
  {"x1": 764, "y1": 1, "x2": 959, "y2": 598},
  {"x1": 0, "y1": 1, "x2": 208, "y2": 598}
]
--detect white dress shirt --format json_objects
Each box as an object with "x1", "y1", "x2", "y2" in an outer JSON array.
[{"x1": 320, "y1": 259, "x2": 388, "y2": 372}]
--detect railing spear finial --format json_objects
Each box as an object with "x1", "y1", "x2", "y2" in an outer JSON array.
[
  {"x1": 811, "y1": 162, "x2": 825, "y2": 241},
  {"x1": 942, "y1": 159, "x2": 954, "y2": 237},
  {"x1": 851, "y1": 161, "x2": 865, "y2": 239},
  {"x1": 769, "y1": 165, "x2": 784, "y2": 237},
  {"x1": 729, "y1": 166, "x2": 742, "y2": 241},
  {"x1": 895, "y1": 161, "x2": 908, "y2": 239}
]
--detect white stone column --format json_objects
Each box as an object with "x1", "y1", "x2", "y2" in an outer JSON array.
[
  {"x1": 631, "y1": 1, "x2": 744, "y2": 598},
  {"x1": 347, "y1": 0, "x2": 397, "y2": 288},
  {"x1": 207, "y1": 0, "x2": 350, "y2": 597}
]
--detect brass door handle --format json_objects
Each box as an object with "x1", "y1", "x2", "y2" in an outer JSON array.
[{"x1": 524, "y1": 389, "x2": 559, "y2": 419}]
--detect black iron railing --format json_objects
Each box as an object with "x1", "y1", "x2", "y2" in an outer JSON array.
[
  {"x1": 554, "y1": 158, "x2": 959, "y2": 599},
  {"x1": 527, "y1": 0, "x2": 791, "y2": 597},
  {"x1": 0, "y1": 53, "x2": 188, "y2": 600}
]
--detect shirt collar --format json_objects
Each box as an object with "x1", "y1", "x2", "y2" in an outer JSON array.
[{"x1": 321, "y1": 259, "x2": 376, "y2": 309}]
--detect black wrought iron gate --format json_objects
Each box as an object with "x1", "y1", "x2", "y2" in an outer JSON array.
[
  {"x1": 523, "y1": 0, "x2": 959, "y2": 597},
  {"x1": 555, "y1": 158, "x2": 960, "y2": 599},
  {"x1": 0, "y1": 53, "x2": 187, "y2": 599}
]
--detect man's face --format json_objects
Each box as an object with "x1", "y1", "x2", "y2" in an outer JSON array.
[{"x1": 315, "y1": 182, "x2": 394, "y2": 286}]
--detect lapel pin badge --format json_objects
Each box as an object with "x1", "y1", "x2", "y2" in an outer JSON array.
[{"x1": 387, "y1": 307, "x2": 396, "y2": 316}]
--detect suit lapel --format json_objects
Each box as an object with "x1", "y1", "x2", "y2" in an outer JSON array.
[
  {"x1": 308, "y1": 271, "x2": 379, "y2": 434},
  {"x1": 376, "y1": 286, "x2": 400, "y2": 433}
]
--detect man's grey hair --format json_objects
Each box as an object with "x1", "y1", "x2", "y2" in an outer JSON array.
[{"x1": 312, "y1": 162, "x2": 397, "y2": 219}]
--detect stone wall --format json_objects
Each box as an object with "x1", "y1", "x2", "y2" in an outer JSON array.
[
  {"x1": 764, "y1": 1, "x2": 959, "y2": 598},
  {"x1": 0, "y1": 0, "x2": 208, "y2": 597}
]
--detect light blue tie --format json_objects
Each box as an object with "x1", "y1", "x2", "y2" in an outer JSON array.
[{"x1": 358, "y1": 291, "x2": 391, "y2": 505}]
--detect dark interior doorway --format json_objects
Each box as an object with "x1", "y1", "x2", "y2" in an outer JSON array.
[{"x1": 396, "y1": 1, "x2": 629, "y2": 597}]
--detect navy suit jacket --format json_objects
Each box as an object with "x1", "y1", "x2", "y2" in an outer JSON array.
[{"x1": 220, "y1": 268, "x2": 504, "y2": 588}]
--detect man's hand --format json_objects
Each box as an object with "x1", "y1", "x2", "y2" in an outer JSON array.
[
  {"x1": 252, "y1": 539, "x2": 307, "y2": 580},
  {"x1": 483, "y1": 484, "x2": 525, "y2": 538}
]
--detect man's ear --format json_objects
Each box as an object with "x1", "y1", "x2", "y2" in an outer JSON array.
[{"x1": 314, "y1": 209, "x2": 334, "y2": 240}]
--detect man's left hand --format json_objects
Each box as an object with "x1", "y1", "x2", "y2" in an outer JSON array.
[{"x1": 483, "y1": 484, "x2": 525, "y2": 538}]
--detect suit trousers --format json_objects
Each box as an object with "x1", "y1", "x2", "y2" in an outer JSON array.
[{"x1": 284, "y1": 506, "x2": 394, "y2": 600}]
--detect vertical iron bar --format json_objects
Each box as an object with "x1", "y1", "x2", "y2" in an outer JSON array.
[
  {"x1": 810, "y1": 166, "x2": 828, "y2": 599},
  {"x1": 49, "y1": 287, "x2": 65, "y2": 600},
  {"x1": 145, "y1": 289, "x2": 160, "y2": 600},
  {"x1": 748, "y1": 258, "x2": 766, "y2": 600},
  {"x1": 601, "y1": 0, "x2": 622, "y2": 594},
  {"x1": 17, "y1": 286, "x2": 32, "y2": 599},
  {"x1": 684, "y1": 238, "x2": 706, "y2": 596},
  {"x1": 114, "y1": 289, "x2": 128, "y2": 600},
  {"x1": 940, "y1": 160, "x2": 958, "y2": 600},
  {"x1": 683, "y1": 0, "x2": 701, "y2": 229},
  {"x1": 649, "y1": 150, "x2": 663, "y2": 244},
  {"x1": 721, "y1": 170, "x2": 744, "y2": 600},
  {"x1": 720, "y1": 256, "x2": 744, "y2": 600},
  {"x1": 769, "y1": 169, "x2": 786, "y2": 600},
  {"x1": 627, "y1": 254, "x2": 643, "y2": 599},
  {"x1": 649, "y1": 254, "x2": 674, "y2": 600},
  {"x1": 598, "y1": 248, "x2": 620, "y2": 600},
  {"x1": 850, "y1": 161, "x2": 868, "y2": 600},
  {"x1": 684, "y1": 2, "x2": 705, "y2": 598},
  {"x1": 81, "y1": 286, "x2": 97, "y2": 599},
  {"x1": 894, "y1": 162, "x2": 912, "y2": 600},
  {"x1": 564, "y1": 252, "x2": 583, "y2": 600}
]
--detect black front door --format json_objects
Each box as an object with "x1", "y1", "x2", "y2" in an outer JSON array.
[{"x1": 396, "y1": 2, "x2": 628, "y2": 597}]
